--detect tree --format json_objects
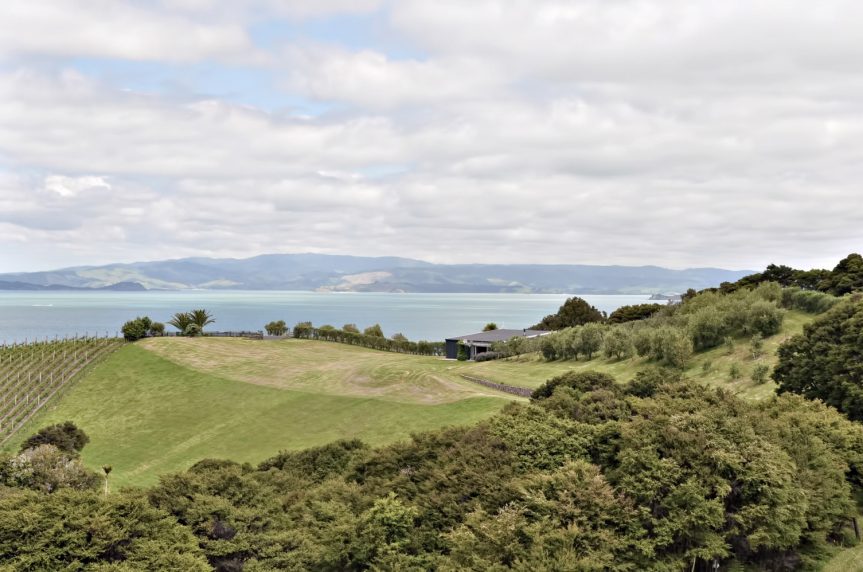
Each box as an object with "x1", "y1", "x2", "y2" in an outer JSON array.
[
  {"x1": 149, "y1": 322, "x2": 165, "y2": 337},
  {"x1": 343, "y1": 323, "x2": 360, "y2": 333},
  {"x1": 532, "y1": 297, "x2": 605, "y2": 331},
  {"x1": 265, "y1": 320, "x2": 287, "y2": 336},
  {"x1": 820, "y1": 253, "x2": 863, "y2": 295},
  {"x1": 750, "y1": 333, "x2": 764, "y2": 358},
  {"x1": 188, "y1": 309, "x2": 215, "y2": 332},
  {"x1": 20, "y1": 422, "x2": 89, "y2": 456},
  {"x1": 688, "y1": 307, "x2": 727, "y2": 350},
  {"x1": 167, "y1": 312, "x2": 192, "y2": 333},
  {"x1": 121, "y1": 316, "x2": 152, "y2": 342},
  {"x1": 364, "y1": 324, "x2": 384, "y2": 337},
  {"x1": 293, "y1": 321, "x2": 313, "y2": 339},
  {"x1": 577, "y1": 323, "x2": 604, "y2": 360},
  {"x1": 482, "y1": 322, "x2": 498, "y2": 331},
  {"x1": 391, "y1": 333, "x2": 408, "y2": 342},
  {"x1": 774, "y1": 298, "x2": 863, "y2": 420},
  {"x1": 751, "y1": 364, "x2": 770, "y2": 384},
  {"x1": 603, "y1": 328, "x2": 633, "y2": 359},
  {"x1": 608, "y1": 303, "x2": 663, "y2": 324}
]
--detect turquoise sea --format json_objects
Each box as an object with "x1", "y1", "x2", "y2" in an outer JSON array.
[{"x1": 0, "y1": 291, "x2": 658, "y2": 344}]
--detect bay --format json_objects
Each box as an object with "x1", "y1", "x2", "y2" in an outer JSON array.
[{"x1": 0, "y1": 291, "x2": 659, "y2": 344}]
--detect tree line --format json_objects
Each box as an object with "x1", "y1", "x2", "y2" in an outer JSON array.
[{"x1": 290, "y1": 321, "x2": 445, "y2": 356}]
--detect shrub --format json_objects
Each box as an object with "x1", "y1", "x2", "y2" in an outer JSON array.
[
  {"x1": 121, "y1": 316, "x2": 152, "y2": 342},
  {"x1": 688, "y1": 307, "x2": 728, "y2": 350},
  {"x1": 780, "y1": 287, "x2": 839, "y2": 314},
  {"x1": 183, "y1": 324, "x2": 202, "y2": 337},
  {"x1": 364, "y1": 324, "x2": 385, "y2": 338},
  {"x1": 149, "y1": 322, "x2": 165, "y2": 337},
  {"x1": 456, "y1": 343, "x2": 469, "y2": 361},
  {"x1": 20, "y1": 422, "x2": 89, "y2": 456},
  {"x1": 293, "y1": 321, "x2": 313, "y2": 339},
  {"x1": 729, "y1": 362, "x2": 742, "y2": 380},
  {"x1": 745, "y1": 300, "x2": 784, "y2": 337},
  {"x1": 474, "y1": 351, "x2": 503, "y2": 363},
  {"x1": 750, "y1": 333, "x2": 764, "y2": 359},
  {"x1": 531, "y1": 371, "x2": 616, "y2": 401},
  {"x1": 752, "y1": 364, "x2": 770, "y2": 385}
]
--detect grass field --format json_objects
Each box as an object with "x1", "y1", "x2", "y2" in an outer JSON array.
[{"x1": 3, "y1": 344, "x2": 513, "y2": 487}]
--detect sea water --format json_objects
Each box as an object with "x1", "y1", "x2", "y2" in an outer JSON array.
[{"x1": 0, "y1": 291, "x2": 659, "y2": 344}]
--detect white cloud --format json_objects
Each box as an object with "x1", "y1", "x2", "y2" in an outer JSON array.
[
  {"x1": 44, "y1": 175, "x2": 110, "y2": 198},
  {"x1": 284, "y1": 45, "x2": 506, "y2": 108},
  {"x1": 0, "y1": 0, "x2": 861, "y2": 272},
  {"x1": 0, "y1": 0, "x2": 254, "y2": 62}
]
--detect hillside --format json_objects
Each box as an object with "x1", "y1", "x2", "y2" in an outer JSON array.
[
  {"x1": 469, "y1": 310, "x2": 813, "y2": 401},
  {"x1": 5, "y1": 304, "x2": 813, "y2": 487},
  {"x1": 0, "y1": 253, "x2": 753, "y2": 293},
  {"x1": 4, "y1": 340, "x2": 521, "y2": 487}
]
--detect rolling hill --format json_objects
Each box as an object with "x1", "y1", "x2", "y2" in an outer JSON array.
[{"x1": 0, "y1": 253, "x2": 753, "y2": 293}]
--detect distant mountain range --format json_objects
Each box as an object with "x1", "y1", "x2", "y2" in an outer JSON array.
[{"x1": 0, "y1": 254, "x2": 754, "y2": 294}]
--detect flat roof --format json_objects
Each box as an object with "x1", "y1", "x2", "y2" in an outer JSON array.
[{"x1": 446, "y1": 328, "x2": 551, "y2": 343}]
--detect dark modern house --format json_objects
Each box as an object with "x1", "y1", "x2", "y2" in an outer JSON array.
[{"x1": 445, "y1": 328, "x2": 551, "y2": 360}]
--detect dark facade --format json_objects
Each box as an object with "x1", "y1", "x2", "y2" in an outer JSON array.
[{"x1": 444, "y1": 328, "x2": 550, "y2": 360}]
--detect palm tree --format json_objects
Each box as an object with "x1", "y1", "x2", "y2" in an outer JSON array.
[
  {"x1": 189, "y1": 309, "x2": 215, "y2": 331},
  {"x1": 167, "y1": 311, "x2": 192, "y2": 333}
]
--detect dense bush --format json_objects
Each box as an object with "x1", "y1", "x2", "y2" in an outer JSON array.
[
  {"x1": 473, "y1": 351, "x2": 503, "y2": 362},
  {"x1": 607, "y1": 303, "x2": 664, "y2": 323},
  {"x1": 774, "y1": 297, "x2": 863, "y2": 421},
  {"x1": 5, "y1": 372, "x2": 858, "y2": 570},
  {"x1": 781, "y1": 287, "x2": 839, "y2": 314},
  {"x1": 121, "y1": 315, "x2": 152, "y2": 341},
  {"x1": 19, "y1": 421, "x2": 89, "y2": 456}
]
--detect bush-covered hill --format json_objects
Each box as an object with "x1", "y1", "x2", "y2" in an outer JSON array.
[{"x1": 2, "y1": 370, "x2": 862, "y2": 570}]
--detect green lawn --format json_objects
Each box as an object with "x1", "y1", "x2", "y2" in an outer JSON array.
[{"x1": 4, "y1": 345, "x2": 509, "y2": 488}]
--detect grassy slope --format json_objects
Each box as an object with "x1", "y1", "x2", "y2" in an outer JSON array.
[
  {"x1": 823, "y1": 542, "x2": 863, "y2": 572},
  {"x1": 139, "y1": 337, "x2": 515, "y2": 404},
  {"x1": 4, "y1": 345, "x2": 508, "y2": 487},
  {"x1": 0, "y1": 311, "x2": 816, "y2": 485},
  {"x1": 468, "y1": 310, "x2": 812, "y2": 401}
]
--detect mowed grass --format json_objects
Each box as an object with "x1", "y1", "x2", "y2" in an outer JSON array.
[
  {"x1": 139, "y1": 337, "x2": 513, "y2": 404},
  {"x1": 4, "y1": 344, "x2": 510, "y2": 488}
]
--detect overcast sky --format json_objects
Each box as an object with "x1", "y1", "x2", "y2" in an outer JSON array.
[{"x1": 1, "y1": 0, "x2": 861, "y2": 272}]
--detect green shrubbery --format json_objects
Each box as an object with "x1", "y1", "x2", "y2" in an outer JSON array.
[
  {"x1": 292, "y1": 321, "x2": 445, "y2": 356},
  {"x1": 121, "y1": 316, "x2": 152, "y2": 342},
  {"x1": 774, "y1": 296, "x2": 863, "y2": 421},
  {"x1": 5, "y1": 372, "x2": 860, "y2": 570},
  {"x1": 494, "y1": 282, "x2": 836, "y2": 369}
]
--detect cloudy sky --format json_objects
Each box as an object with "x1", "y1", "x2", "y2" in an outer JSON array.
[{"x1": 1, "y1": 0, "x2": 861, "y2": 272}]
